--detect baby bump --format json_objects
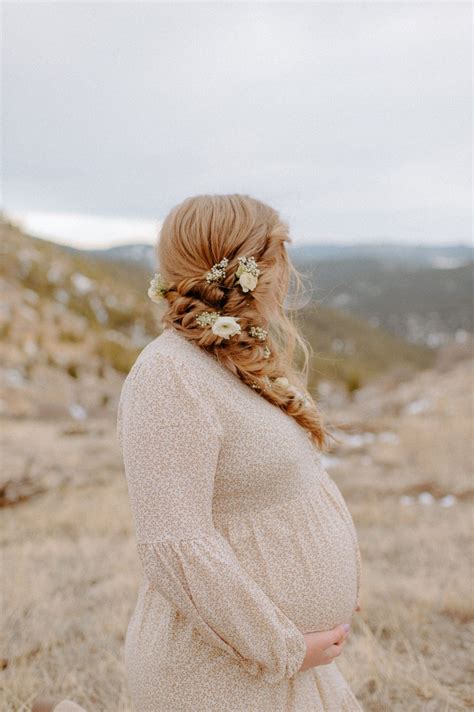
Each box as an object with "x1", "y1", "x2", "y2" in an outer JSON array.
[{"x1": 224, "y1": 485, "x2": 359, "y2": 633}]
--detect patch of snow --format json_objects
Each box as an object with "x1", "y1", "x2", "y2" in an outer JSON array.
[
  {"x1": 331, "y1": 293, "x2": 352, "y2": 308},
  {"x1": 5, "y1": 369, "x2": 26, "y2": 387},
  {"x1": 455, "y1": 329, "x2": 469, "y2": 344},
  {"x1": 418, "y1": 491, "x2": 435, "y2": 506},
  {"x1": 431, "y1": 256, "x2": 463, "y2": 269},
  {"x1": 404, "y1": 398, "x2": 433, "y2": 416},
  {"x1": 105, "y1": 330, "x2": 128, "y2": 345},
  {"x1": 69, "y1": 403, "x2": 87, "y2": 421},
  {"x1": 340, "y1": 432, "x2": 376, "y2": 448},
  {"x1": 23, "y1": 289, "x2": 39, "y2": 305},
  {"x1": 54, "y1": 288, "x2": 70, "y2": 304},
  {"x1": 439, "y1": 494, "x2": 457, "y2": 508},
  {"x1": 105, "y1": 293, "x2": 118, "y2": 308},
  {"x1": 71, "y1": 272, "x2": 94, "y2": 295},
  {"x1": 426, "y1": 332, "x2": 449, "y2": 348},
  {"x1": 47, "y1": 264, "x2": 64, "y2": 284},
  {"x1": 24, "y1": 340, "x2": 38, "y2": 357},
  {"x1": 317, "y1": 381, "x2": 333, "y2": 397},
  {"x1": 89, "y1": 295, "x2": 108, "y2": 323},
  {"x1": 18, "y1": 247, "x2": 41, "y2": 262}
]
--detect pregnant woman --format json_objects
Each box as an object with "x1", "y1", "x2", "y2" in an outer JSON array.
[{"x1": 117, "y1": 194, "x2": 363, "y2": 711}]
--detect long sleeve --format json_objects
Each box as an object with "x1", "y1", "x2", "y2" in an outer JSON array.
[{"x1": 118, "y1": 352, "x2": 307, "y2": 685}]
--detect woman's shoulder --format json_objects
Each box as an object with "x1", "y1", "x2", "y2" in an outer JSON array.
[
  {"x1": 118, "y1": 328, "x2": 224, "y2": 436},
  {"x1": 128, "y1": 328, "x2": 203, "y2": 381},
  {"x1": 123, "y1": 327, "x2": 230, "y2": 408},
  {"x1": 130, "y1": 327, "x2": 236, "y2": 390}
]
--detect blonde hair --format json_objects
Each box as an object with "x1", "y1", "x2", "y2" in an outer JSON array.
[{"x1": 156, "y1": 194, "x2": 329, "y2": 450}]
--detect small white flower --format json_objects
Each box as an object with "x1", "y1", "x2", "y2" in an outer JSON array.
[
  {"x1": 235, "y1": 256, "x2": 261, "y2": 293},
  {"x1": 211, "y1": 315, "x2": 241, "y2": 339},
  {"x1": 196, "y1": 310, "x2": 220, "y2": 327},
  {"x1": 148, "y1": 273, "x2": 168, "y2": 303},
  {"x1": 238, "y1": 271, "x2": 258, "y2": 292},
  {"x1": 206, "y1": 257, "x2": 229, "y2": 284},
  {"x1": 290, "y1": 386, "x2": 310, "y2": 404},
  {"x1": 249, "y1": 325, "x2": 268, "y2": 341}
]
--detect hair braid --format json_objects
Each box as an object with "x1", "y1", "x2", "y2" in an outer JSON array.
[{"x1": 155, "y1": 194, "x2": 331, "y2": 450}]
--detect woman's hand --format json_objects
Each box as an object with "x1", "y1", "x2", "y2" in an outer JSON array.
[{"x1": 298, "y1": 623, "x2": 350, "y2": 672}]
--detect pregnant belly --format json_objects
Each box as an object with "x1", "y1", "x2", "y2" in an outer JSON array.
[{"x1": 223, "y1": 480, "x2": 360, "y2": 633}]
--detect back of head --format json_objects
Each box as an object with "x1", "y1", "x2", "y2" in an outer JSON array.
[{"x1": 154, "y1": 193, "x2": 329, "y2": 450}]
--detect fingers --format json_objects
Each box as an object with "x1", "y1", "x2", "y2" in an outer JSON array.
[
  {"x1": 317, "y1": 623, "x2": 350, "y2": 649},
  {"x1": 322, "y1": 640, "x2": 346, "y2": 663}
]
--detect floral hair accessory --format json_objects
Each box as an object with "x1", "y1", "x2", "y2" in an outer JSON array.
[
  {"x1": 235, "y1": 256, "x2": 260, "y2": 293},
  {"x1": 195, "y1": 311, "x2": 241, "y2": 339},
  {"x1": 248, "y1": 325, "x2": 267, "y2": 341},
  {"x1": 195, "y1": 311, "x2": 220, "y2": 327},
  {"x1": 273, "y1": 376, "x2": 289, "y2": 387},
  {"x1": 206, "y1": 257, "x2": 229, "y2": 284},
  {"x1": 148, "y1": 273, "x2": 168, "y2": 303},
  {"x1": 267, "y1": 376, "x2": 311, "y2": 405}
]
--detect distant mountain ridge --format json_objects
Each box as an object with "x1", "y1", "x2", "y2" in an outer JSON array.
[
  {"x1": 84, "y1": 242, "x2": 473, "y2": 270},
  {"x1": 82, "y1": 241, "x2": 473, "y2": 347}
]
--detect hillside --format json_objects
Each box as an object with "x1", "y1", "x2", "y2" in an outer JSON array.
[
  {"x1": 0, "y1": 217, "x2": 436, "y2": 424},
  {"x1": 296, "y1": 256, "x2": 473, "y2": 346}
]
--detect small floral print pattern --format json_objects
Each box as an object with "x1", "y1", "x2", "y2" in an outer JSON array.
[{"x1": 117, "y1": 327, "x2": 363, "y2": 711}]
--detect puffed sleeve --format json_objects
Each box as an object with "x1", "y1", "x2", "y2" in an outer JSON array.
[{"x1": 118, "y1": 352, "x2": 307, "y2": 684}]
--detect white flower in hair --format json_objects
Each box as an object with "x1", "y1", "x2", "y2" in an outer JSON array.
[
  {"x1": 269, "y1": 376, "x2": 311, "y2": 405},
  {"x1": 235, "y1": 256, "x2": 260, "y2": 293},
  {"x1": 249, "y1": 325, "x2": 268, "y2": 341},
  {"x1": 195, "y1": 311, "x2": 220, "y2": 327},
  {"x1": 239, "y1": 272, "x2": 258, "y2": 292},
  {"x1": 148, "y1": 273, "x2": 168, "y2": 303},
  {"x1": 206, "y1": 257, "x2": 229, "y2": 284},
  {"x1": 195, "y1": 311, "x2": 241, "y2": 339},
  {"x1": 212, "y1": 315, "x2": 241, "y2": 339}
]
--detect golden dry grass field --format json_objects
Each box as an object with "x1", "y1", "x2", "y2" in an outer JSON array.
[{"x1": 2, "y1": 354, "x2": 473, "y2": 711}]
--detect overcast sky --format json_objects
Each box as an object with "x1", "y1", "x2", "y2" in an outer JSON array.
[{"x1": 3, "y1": 1, "x2": 472, "y2": 248}]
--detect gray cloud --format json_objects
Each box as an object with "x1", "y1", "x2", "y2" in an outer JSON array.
[{"x1": 3, "y1": 1, "x2": 472, "y2": 244}]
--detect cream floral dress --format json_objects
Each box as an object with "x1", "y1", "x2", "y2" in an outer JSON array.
[{"x1": 117, "y1": 326, "x2": 363, "y2": 711}]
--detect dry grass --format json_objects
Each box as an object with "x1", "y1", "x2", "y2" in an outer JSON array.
[{"x1": 1, "y1": 359, "x2": 473, "y2": 711}]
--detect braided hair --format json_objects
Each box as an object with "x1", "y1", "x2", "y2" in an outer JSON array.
[{"x1": 154, "y1": 193, "x2": 329, "y2": 450}]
